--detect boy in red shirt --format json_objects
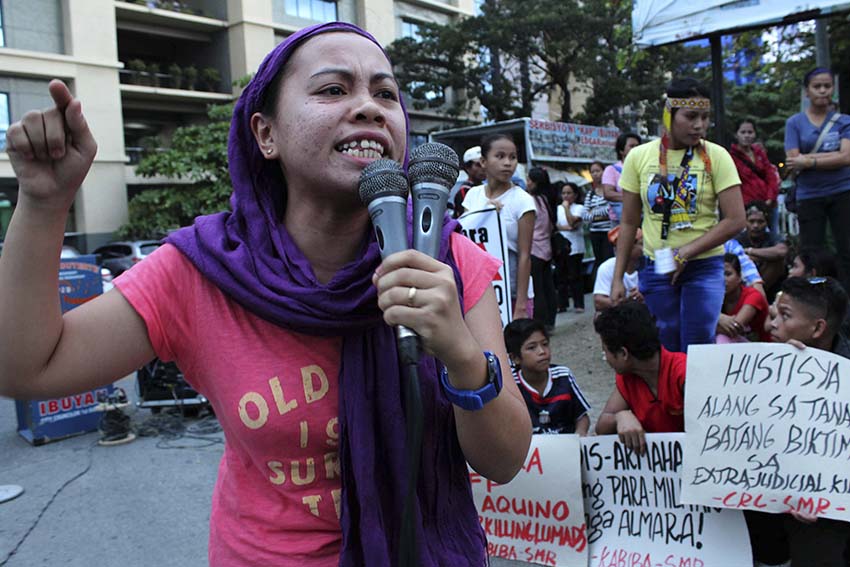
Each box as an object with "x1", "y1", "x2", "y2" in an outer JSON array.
[{"x1": 594, "y1": 302, "x2": 686, "y2": 454}]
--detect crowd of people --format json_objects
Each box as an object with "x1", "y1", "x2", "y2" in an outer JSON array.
[
  {"x1": 0, "y1": 12, "x2": 847, "y2": 564},
  {"x1": 486, "y1": 69, "x2": 849, "y2": 566}
]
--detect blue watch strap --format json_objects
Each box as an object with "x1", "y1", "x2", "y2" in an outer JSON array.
[{"x1": 439, "y1": 351, "x2": 503, "y2": 411}]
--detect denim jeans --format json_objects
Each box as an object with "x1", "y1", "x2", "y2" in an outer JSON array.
[
  {"x1": 639, "y1": 254, "x2": 725, "y2": 353},
  {"x1": 797, "y1": 189, "x2": 850, "y2": 294}
]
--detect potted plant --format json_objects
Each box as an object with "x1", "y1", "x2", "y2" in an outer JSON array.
[
  {"x1": 147, "y1": 62, "x2": 161, "y2": 87},
  {"x1": 127, "y1": 59, "x2": 147, "y2": 85},
  {"x1": 201, "y1": 67, "x2": 221, "y2": 92},
  {"x1": 183, "y1": 65, "x2": 198, "y2": 90},
  {"x1": 168, "y1": 63, "x2": 183, "y2": 89}
]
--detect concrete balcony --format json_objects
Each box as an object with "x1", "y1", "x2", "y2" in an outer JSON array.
[{"x1": 115, "y1": 1, "x2": 227, "y2": 41}]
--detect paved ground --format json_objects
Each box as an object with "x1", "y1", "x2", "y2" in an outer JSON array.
[{"x1": 0, "y1": 296, "x2": 612, "y2": 567}]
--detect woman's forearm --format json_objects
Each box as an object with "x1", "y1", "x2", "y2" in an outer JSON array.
[
  {"x1": 680, "y1": 186, "x2": 745, "y2": 260},
  {"x1": 602, "y1": 184, "x2": 622, "y2": 202},
  {"x1": 612, "y1": 221, "x2": 638, "y2": 282},
  {"x1": 680, "y1": 217, "x2": 743, "y2": 259},
  {"x1": 449, "y1": 348, "x2": 531, "y2": 483},
  {"x1": 797, "y1": 151, "x2": 850, "y2": 169},
  {"x1": 450, "y1": 289, "x2": 532, "y2": 483},
  {"x1": 0, "y1": 198, "x2": 70, "y2": 392},
  {"x1": 614, "y1": 192, "x2": 643, "y2": 282},
  {"x1": 515, "y1": 251, "x2": 531, "y2": 303},
  {"x1": 514, "y1": 212, "x2": 535, "y2": 306},
  {"x1": 734, "y1": 305, "x2": 758, "y2": 328}
]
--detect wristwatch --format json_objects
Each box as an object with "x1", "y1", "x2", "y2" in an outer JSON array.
[{"x1": 440, "y1": 351, "x2": 503, "y2": 411}]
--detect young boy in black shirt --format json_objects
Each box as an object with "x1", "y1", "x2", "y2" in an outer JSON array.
[{"x1": 504, "y1": 319, "x2": 590, "y2": 435}]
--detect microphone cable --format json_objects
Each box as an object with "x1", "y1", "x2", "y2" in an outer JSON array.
[
  {"x1": 398, "y1": 143, "x2": 460, "y2": 567},
  {"x1": 397, "y1": 333, "x2": 423, "y2": 567}
]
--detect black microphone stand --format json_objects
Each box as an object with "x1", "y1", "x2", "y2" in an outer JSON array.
[
  {"x1": 398, "y1": 332, "x2": 423, "y2": 567},
  {"x1": 398, "y1": 143, "x2": 460, "y2": 567}
]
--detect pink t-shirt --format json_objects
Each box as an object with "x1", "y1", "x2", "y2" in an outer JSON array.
[
  {"x1": 601, "y1": 161, "x2": 623, "y2": 191},
  {"x1": 114, "y1": 234, "x2": 499, "y2": 567},
  {"x1": 531, "y1": 195, "x2": 553, "y2": 260}
]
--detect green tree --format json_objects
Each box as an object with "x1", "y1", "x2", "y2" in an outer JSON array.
[
  {"x1": 116, "y1": 103, "x2": 233, "y2": 239},
  {"x1": 724, "y1": 25, "x2": 817, "y2": 162},
  {"x1": 830, "y1": 14, "x2": 850, "y2": 114},
  {"x1": 387, "y1": 0, "x2": 707, "y2": 128},
  {"x1": 577, "y1": 13, "x2": 709, "y2": 132}
]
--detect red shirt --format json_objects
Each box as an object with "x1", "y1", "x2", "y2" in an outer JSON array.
[
  {"x1": 729, "y1": 143, "x2": 779, "y2": 206},
  {"x1": 726, "y1": 285, "x2": 770, "y2": 341},
  {"x1": 615, "y1": 347, "x2": 686, "y2": 433},
  {"x1": 115, "y1": 236, "x2": 499, "y2": 567}
]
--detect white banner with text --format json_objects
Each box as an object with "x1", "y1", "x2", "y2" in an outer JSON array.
[
  {"x1": 459, "y1": 207, "x2": 512, "y2": 326},
  {"x1": 682, "y1": 343, "x2": 850, "y2": 522}
]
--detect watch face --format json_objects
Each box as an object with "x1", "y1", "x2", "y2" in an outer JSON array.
[{"x1": 485, "y1": 351, "x2": 503, "y2": 395}]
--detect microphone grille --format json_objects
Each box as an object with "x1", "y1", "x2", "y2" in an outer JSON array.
[
  {"x1": 358, "y1": 159, "x2": 409, "y2": 205},
  {"x1": 408, "y1": 142, "x2": 460, "y2": 187}
]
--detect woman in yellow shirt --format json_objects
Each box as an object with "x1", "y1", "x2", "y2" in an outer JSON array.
[{"x1": 610, "y1": 78, "x2": 745, "y2": 352}]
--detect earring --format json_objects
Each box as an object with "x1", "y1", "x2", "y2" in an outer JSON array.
[{"x1": 266, "y1": 148, "x2": 274, "y2": 155}]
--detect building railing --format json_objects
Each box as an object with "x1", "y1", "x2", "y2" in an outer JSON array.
[
  {"x1": 120, "y1": 0, "x2": 206, "y2": 17},
  {"x1": 118, "y1": 64, "x2": 223, "y2": 92}
]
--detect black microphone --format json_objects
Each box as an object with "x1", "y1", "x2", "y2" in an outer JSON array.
[
  {"x1": 408, "y1": 143, "x2": 461, "y2": 259},
  {"x1": 358, "y1": 159, "x2": 419, "y2": 359}
]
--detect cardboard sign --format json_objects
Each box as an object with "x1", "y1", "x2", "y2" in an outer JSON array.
[
  {"x1": 458, "y1": 207, "x2": 512, "y2": 326},
  {"x1": 582, "y1": 434, "x2": 751, "y2": 567},
  {"x1": 471, "y1": 435, "x2": 587, "y2": 567},
  {"x1": 682, "y1": 343, "x2": 850, "y2": 521}
]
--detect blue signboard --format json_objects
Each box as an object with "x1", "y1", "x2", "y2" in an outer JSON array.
[{"x1": 15, "y1": 254, "x2": 115, "y2": 445}]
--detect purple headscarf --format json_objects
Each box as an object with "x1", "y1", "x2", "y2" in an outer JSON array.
[{"x1": 165, "y1": 22, "x2": 486, "y2": 566}]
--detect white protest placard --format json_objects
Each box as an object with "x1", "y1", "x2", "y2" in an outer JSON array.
[
  {"x1": 581, "y1": 434, "x2": 751, "y2": 567},
  {"x1": 470, "y1": 435, "x2": 587, "y2": 567},
  {"x1": 458, "y1": 207, "x2": 512, "y2": 326},
  {"x1": 682, "y1": 343, "x2": 850, "y2": 521}
]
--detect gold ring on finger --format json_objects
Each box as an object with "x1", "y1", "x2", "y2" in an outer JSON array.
[{"x1": 407, "y1": 286, "x2": 418, "y2": 307}]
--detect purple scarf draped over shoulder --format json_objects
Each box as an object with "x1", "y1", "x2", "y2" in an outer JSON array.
[{"x1": 165, "y1": 21, "x2": 486, "y2": 567}]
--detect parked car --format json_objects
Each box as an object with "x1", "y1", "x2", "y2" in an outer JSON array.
[
  {"x1": 93, "y1": 240, "x2": 161, "y2": 277},
  {"x1": 60, "y1": 245, "x2": 81, "y2": 258}
]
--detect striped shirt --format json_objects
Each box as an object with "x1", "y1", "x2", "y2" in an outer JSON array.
[
  {"x1": 725, "y1": 239, "x2": 763, "y2": 287},
  {"x1": 512, "y1": 364, "x2": 591, "y2": 434},
  {"x1": 583, "y1": 190, "x2": 613, "y2": 232}
]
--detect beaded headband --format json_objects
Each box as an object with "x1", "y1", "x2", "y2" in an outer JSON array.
[{"x1": 665, "y1": 97, "x2": 711, "y2": 110}]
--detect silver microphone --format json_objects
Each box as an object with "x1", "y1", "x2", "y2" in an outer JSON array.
[
  {"x1": 359, "y1": 159, "x2": 410, "y2": 259},
  {"x1": 358, "y1": 159, "x2": 418, "y2": 351},
  {"x1": 408, "y1": 143, "x2": 460, "y2": 259}
]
